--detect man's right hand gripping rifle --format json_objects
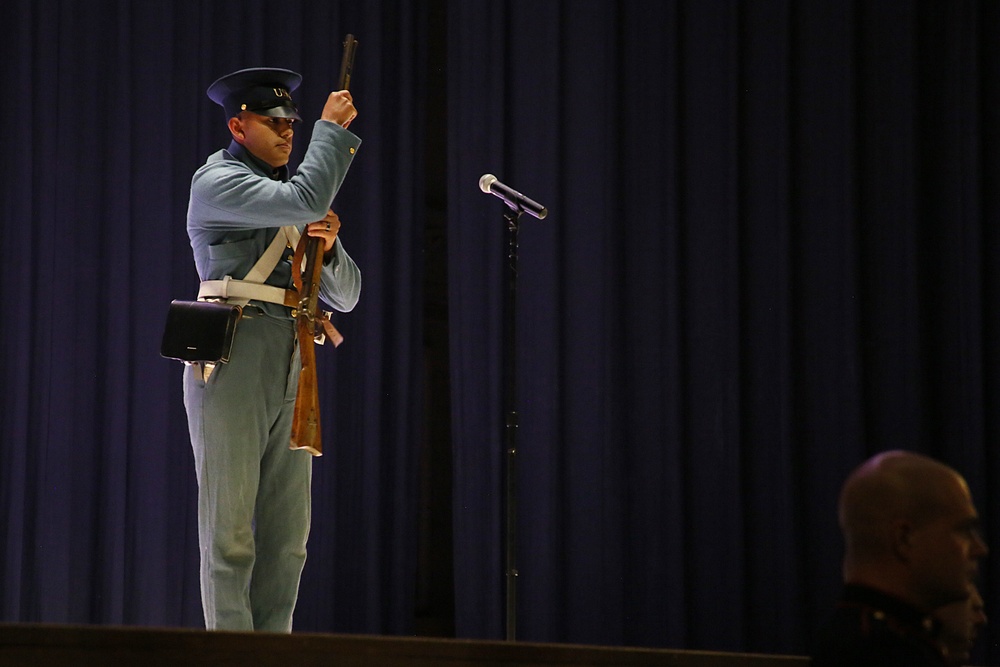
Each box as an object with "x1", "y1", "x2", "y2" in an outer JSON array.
[{"x1": 290, "y1": 86, "x2": 358, "y2": 457}]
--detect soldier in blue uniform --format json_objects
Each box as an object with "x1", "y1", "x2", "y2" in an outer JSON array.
[
  {"x1": 183, "y1": 67, "x2": 361, "y2": 631},
  {"x1": 811, "y1": 451, "x2": 988, "y2": 666}
]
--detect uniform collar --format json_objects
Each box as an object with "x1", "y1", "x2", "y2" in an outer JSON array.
[
  {"x1": 840, "y1": 583, "x2": 942, "y2": 638},
  {"x1": 228, "y1": 139, "x2": 289, "y2": 182}
]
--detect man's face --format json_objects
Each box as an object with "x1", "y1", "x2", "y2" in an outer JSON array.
[
  {"x1": 908, "y1": 477, "x2": 988, "y2": 609},
  {"x1": 233, "y1": 112, "x2": 296, "y2": 168}
]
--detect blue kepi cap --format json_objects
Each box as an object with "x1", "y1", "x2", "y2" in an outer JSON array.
[{"x1": 207, "y1": 67, "x2": 303, "y2": 120}]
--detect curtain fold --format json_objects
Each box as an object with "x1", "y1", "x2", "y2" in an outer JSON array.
[{"x1": 447, "y1": 0, "x2": 1000, "y2": 659}]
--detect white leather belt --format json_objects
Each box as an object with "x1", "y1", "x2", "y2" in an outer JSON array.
[{"x1": 198, "y1": 277, "x2": 296, "y2": 307}]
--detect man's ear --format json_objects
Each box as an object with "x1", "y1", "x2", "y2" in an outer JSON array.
[
  {"x1": 228, "y1": 116, "x2": 245, "y2": 142},
  {"x1": 890, "y1": 519, "x2": 913, "y2": 562}
]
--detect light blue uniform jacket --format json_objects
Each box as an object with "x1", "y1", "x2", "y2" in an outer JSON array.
[{"x1": 187, "y1": 119, "x2": 362, "y2": 317}]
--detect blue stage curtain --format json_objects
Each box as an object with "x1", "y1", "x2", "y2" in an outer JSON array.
[
  {"x1": 0, "y1": 0, "x2": 425, "y2": 634},
  {"x1": 5, "y1": 0, "x2": 1000, "y2": 661},
  {"x1": 447, "y1": 0, "x2": 1000, "y2": 660}
]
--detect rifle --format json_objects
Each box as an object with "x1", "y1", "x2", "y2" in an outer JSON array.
[{"x1": 290, "y1": 34, "x2": 359, "y2": 456}]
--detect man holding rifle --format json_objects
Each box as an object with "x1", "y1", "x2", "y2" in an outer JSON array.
[{"x1": 184, "y1": 66, "x2": 361, "y2": 632}]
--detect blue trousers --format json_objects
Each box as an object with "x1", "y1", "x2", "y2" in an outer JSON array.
[{"x1": 183, "y1": 309, "x2": 312, "y2": 632}]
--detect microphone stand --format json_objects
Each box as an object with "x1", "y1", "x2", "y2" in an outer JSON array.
[{"x1": 502, "y1": 205, "x2": 521, "y2": 641}]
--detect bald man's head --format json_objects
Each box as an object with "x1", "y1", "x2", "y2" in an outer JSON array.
[
  {"x1": 838, "y1": 450, "x2": 987, "y2": 611},
  {"x1": 840, "y1": 452, "x2": 960, "y2": 557}
]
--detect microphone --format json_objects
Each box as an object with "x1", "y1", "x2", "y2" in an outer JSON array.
[{"x1": 479, "y1": 174, "x2": 548, "y2": 219}]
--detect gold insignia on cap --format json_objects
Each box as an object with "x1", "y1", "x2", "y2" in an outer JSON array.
[
  {"x1": 241, "y1": 104, "x2": 247, "y2": 110},
  {"x1": 273, "y1": 88, "x2": 292, "y2": 100}
]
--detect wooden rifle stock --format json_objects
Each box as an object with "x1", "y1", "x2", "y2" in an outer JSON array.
[{"x1": 290, "y1": 34, "x2": 358, "y2": 456}]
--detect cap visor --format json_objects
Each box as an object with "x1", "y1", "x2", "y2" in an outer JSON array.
[{"x1": 253, "y1": 104, "x2": 302, "y2": 121}]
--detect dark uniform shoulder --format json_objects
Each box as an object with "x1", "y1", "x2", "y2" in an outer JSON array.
[{"x1": 811, "y1": 585, "x2": 948, "y2": 667}]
